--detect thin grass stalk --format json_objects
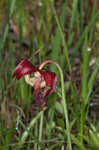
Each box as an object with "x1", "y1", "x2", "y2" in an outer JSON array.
[
  {"x1": 34, "y1": 122, "x2": 38, "y2": 150},
  {"x1": 47, "y1": 107, "x2": 55, "y2": 149},
  {"x1": 69, "y1": 0, "x2": 78, "y2": 33},
  {"x1": 88, "y1": 67, "x2": 98, "y2": 91},
  {"x1": 51, "y1": 3, "x2": 72, "y2": 75},
  {"x1": 80, "y1": 32, "x2": 89, "y2": 143},
  {"x1": 17, "y1": 108, "x2": 46, "y2": 149},
  {"x1": 0, "y1": 0, "x2": 16, "y2": 44},
  {"x1": 89, "y1": 1, "x2": 96, "y2": 42},
  {"x1": 57, "y1": 127, "x2": 86, "y2": 150},
  {"x1": 79, "y1": 0, "x2": 83, "y2": 33},
  {"x1": 38, "y1": 111, "x2": 44, "y2": 150},
  {"x1": 72, "y1": 11, "x2": 99, "y2": 59},
  {"x1": 51, "y1": 0, "x2": 68, "y2": 72},
  {"x1": 0, "y1": 0, "x2": 16, "y2": 63},
  {"x1": 68, "y1": 0, "x2": 78, "y2": 45},
  {"x1": 39, "y1": 60, "x2": 72, "y2": 150}
]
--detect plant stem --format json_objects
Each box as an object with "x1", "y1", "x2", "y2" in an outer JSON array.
[
  {"x1": 38, "y1": 111, "x2": 44, "y2": 150},
  {"x1": 39, "y1": 60, "x2": 72, "y2": 150}
]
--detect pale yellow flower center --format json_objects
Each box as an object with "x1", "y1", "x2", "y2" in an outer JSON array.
[{"x1": 24, "y1": 71, "x2": 46, "y2": 88}]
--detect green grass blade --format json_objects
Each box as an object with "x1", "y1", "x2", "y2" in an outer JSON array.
[
  {"x1": 89, "y1": 1, "x2": 97, "y2": 42},
  {"x1": 0, "y1": 0, "x2": 16, "y2": 62},
  {"x1": 68, "y1": 0, "x2": 78, "y2": 47},
  {"x1": 51, "y1": 0, "x2": 68, "y2": 72},
  {"x1": 79, "y1": 0, "x2": 83, "y2": 33},
  {"x1": 38, "y1": 111, "x2": 44, "y2": 150},
  {"x1": 51, "y1": 3, "x2": 72, "y2": 75},
  {"x1": 17, "y1": 108, "x2": 46, "y2": 149},
  {"x1": 72, "y1": 11, "x2": 99, "y2": 59},
  {"x1": 80, "y1": 32, "x2": 89, "y2": 143}
]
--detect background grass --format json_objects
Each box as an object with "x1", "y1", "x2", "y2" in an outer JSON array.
[{"x1": 0, "y1": 0, "x2": 99, "y2": 149}]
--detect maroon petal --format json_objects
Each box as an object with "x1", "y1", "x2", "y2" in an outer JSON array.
[
  {"x1": 33, "y1": 86, "x2": 50, "y2": 106},
  {"x1": 40, "y1": 70, "x2": 57, "y2": 95},
  {"x1": 12, "y1": 60, "x2": 37, "y2": 80}
]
